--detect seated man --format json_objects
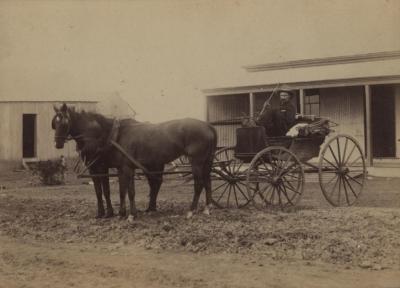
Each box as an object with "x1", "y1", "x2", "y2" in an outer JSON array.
[
  {"x1": 256, "y1": 89, "x2": 297, "y2": 136},
  {"x1": 275, "y1": 89, "x2": 297, "y2": 135}
]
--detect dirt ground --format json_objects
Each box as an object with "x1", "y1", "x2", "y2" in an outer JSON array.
[{"x1": 0, "y1": 169, "x2": 399, "y2": 288}]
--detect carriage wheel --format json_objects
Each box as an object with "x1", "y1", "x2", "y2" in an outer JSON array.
[
  {"x1": 246, "y1": 146, "x2": 305, "y2": 210},
  {"x1": 211, "y1": 147, "x2": 251, "y2": 209},
  {"x1": 170, "y1": 155, "x2": 192, "y2": 180},
  {"x1": 319, "y1": 134, "x2": 366, "y2": 206}
]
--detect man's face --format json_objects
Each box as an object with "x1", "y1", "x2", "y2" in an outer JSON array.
[{"x1": 280, "y1": 92, "x2": 290, "y2": 102}]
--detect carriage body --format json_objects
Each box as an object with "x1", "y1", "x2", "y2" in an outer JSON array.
[
  {"x1": 211, "y1": 117, "x2": 366, "y2": 210},
  {"x1": 234, "y1": 126, "x2": 325, "y2": 163}
]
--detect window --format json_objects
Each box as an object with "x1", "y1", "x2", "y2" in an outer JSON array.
[{"x1": 304, "y1": 89, "x2": 320, "y2": 116}]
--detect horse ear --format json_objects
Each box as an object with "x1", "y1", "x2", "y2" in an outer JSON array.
[{"x1": 61, "y1": 103, "x2": 68, "y2": 112}]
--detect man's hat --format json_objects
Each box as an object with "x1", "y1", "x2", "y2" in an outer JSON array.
[{"x1": 278, "y1": 88, "x2": 294, "y2": 97}]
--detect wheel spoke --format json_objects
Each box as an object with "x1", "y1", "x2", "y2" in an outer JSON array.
[
  {"x1": 280, "y1": 184, "x2": 294, "y2": 206},
  {"x1": 322, "y1": 173, "x2": 338, "y2": 186},
  {"x1": 227, "y1": 185, "x2": 233, "y2": 207},
  {"x1": 343, "y1": 175, "x2": 359, "y2": 198},
  {"x1": 260, "y1": 184, "x2": 274, "y2": 200},
  {"x1": 337, "y1": 176, "x2": 342, "y2": 205},
  {"x1": 281, "y1": 163, "x2": 300, "y2": 177},
  {"x1": 259, "y1": 157, "x2": 273, "y2": 174},
  {"x1": 216, "y1": 183, "x2": 230, "y2": 203},
  {"x1": 342, "y1": 176, "x2": 350, "y2": 205},
  {"x1": 336, "y1": 138, "x2": 342, "y2": 166},
  {"x1": 213, "y1": 181, "x2": 228, "y2": 192},
  {"x1": 277, "y1": 155, "x2": 294, "y2": 177},
  {"x1": 345, "y1": 173, "x2": 363, "y2": 186},
  {"x1": 282, "y1": 175, "x2": 299, "y2": 191},
  {"x1": 277, "y1": 185, "x2": 282, "y2": 207},
  {"x1": 281, "y1": 181, "x2": 302, "y2": 195},
  {"x1": 347, "y1": 155, "x2": 363, "y2": 168},
  {"x1": 328, "y1": 175, "x2": 340, "y2": 199},
  {"x1": 328, "y1": 145, "x2": 341, "y2": 167},
  {"x1": 343, "y1": 144, "x2": 356, "y2": 166},
  {"x1": 269, "y1": 186, "x2": 276, "y2": 205},
  {"x1": 284, "y1": 172, "x2": 301, "y2": 181},
  {"x1": 323, "y1": 156, "x2": 339, "y2": 170},
  {"x1": 234, "y1": 183, "x2": 250, "y2": 201},
  {"x1": 342, "y1": 138, "x2": 349, "y2": 165},
  {"x1": 256, "y1": 185, "x2": 271, "y2": 206},
  {"x1": 232, "y1": 184, "x2": 239, "y2": 207}
]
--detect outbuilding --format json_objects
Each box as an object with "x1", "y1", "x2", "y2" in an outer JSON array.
[{"x1": 0, "y1": 100, "x2": 97, "y2": 171}]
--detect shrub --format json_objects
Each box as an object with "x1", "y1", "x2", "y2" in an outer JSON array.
[{"x1": 32, "y1": 159, "x2": 67, "y2": 185}]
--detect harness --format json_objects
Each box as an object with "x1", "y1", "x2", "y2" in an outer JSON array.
[{"x1": 75, "y1": 119, "x2": 120, "y2": 172}]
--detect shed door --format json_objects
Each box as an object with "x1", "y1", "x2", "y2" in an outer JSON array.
[
  {"x1": 371, "y1": 86, "x2": 396, "y2": 158},
  {"x1": 23, "y1": 114, "x2": 36, "y2": 158}
]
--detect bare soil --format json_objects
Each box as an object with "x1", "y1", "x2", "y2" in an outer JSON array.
[{"x1": 0, "y1": 170, "x2": 399, "y2": 287}]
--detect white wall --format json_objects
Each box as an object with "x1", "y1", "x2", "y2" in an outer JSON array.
[{"x1": 0, "y1": 102, "x2": 96, "y2": 162}]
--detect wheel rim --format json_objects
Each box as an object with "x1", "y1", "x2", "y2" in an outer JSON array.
[
  {"x1": 319, "y1": 134, "x2": 366, "y2": 206},
  {"x1": 211, "y1": 147, "x2": 251, "y2": 208},
  {"x1": 246, "y1": 147, "x2": 304, "y2": 209}
]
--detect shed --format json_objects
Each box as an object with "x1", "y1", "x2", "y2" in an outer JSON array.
[{"x1": 0, "y1": 100, "x2": 97, "y2": 171}]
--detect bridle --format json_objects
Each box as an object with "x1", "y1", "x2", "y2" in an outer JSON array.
[{"x1": 53, "y1": 111, "x2": 83, "y2": 142}]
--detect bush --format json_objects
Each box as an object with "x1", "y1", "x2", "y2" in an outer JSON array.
[{"x1": 32, "y1": 159, "x2": 67, "y2": 185}]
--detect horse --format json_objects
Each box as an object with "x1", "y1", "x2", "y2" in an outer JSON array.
[{"x1": 52, "y1": 103, "x2": 218, "y2": 220}]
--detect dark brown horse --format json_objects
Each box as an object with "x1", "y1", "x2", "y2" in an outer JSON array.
[{"x1": 52, "y1": 103, "x2": 217, "y2": 220}]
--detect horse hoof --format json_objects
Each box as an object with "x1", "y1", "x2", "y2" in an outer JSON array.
[
  {"x1": 186, "y1": 211, "x2": 194, "y2": 219},
  {"x1": 105, "y1": 211, "x2": 114, "y2": 218},
  {"x1": 127, "y1": 215, "x2": 136, "y2": 223},
  {"x1": 96, "y1": 213, "x2": 105, "y2": 219}
]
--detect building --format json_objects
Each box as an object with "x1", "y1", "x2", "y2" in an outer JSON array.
[
  {"x1": 0, "y1": 100, "x2": 97, "y2": 171},
  {"x1": 204, "y1": 50, "x2": 400, "y2": 170}
]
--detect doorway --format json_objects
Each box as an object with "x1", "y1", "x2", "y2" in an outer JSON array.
[
  {"x1": 23, "y1": 114, "x2": 36, "y2": 158},
  {"x1": 371, "y1": 85, "x2": 396, "y2": 158}
]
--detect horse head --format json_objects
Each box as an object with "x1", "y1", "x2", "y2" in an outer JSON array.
[{"x1": 52, "y1": 103, "x2": 72, "y2": 149}]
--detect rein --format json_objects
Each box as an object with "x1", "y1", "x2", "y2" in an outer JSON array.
[{"x1": 54, "y1": 134, "x2": 84, "y2": 142}]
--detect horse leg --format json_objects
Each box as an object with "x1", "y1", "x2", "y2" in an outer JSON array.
[
  {"x1": 119, "y1": 166, "x2": 137, "y2": 221},
  {"x1": 92, "y1": 177, "x2": 105, "y2": 218},
  {"x1": 146, "y1": 165, "x2": 164, "y2": 212},
  {"x1": 202, "y1": 156, "x2": 214, "y2": 216},
  {"x1": 127, "y1": 173, "x2": 138, "y2": 222},
  {"x1": 118, "y1": 170, "x2": 128, "y2": 218},
  {"x1": 202, "y1": 174, "x2": 212, "y2": 216},
  {"x1": 187, "y1": 163, "x2": 204, "y2": 219},
  {"x1": 101, "y1": 176, "x2": 114, "y2": 218}
]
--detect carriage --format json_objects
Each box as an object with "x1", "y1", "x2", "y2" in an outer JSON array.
[
  {"x1": 61, "y1": 102, "x2": 366, "y2": 215},
  {"x1": 208, "y1": 116, "x2": 367, "y2": 210}
]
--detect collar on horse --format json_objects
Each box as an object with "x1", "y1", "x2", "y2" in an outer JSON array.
[
  {"x1": 75, "y1": 118, "x2": 121, "y2": 173},
  {"x1": 104, "y1": 118, "x2": 120, "y2": 150}
]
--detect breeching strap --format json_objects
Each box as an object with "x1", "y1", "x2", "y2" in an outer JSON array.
[{"x1": 109, "y1": 140, "x2": 149, "y2": 174}]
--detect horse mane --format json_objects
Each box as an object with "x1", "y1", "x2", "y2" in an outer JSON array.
[{"x1": 68, "y1": 107, "x2": 141, "y2": 133}]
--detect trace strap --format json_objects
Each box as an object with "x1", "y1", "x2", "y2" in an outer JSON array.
[{"x1": 109, "y1": 140, "x2": 149, "y2": 174}]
